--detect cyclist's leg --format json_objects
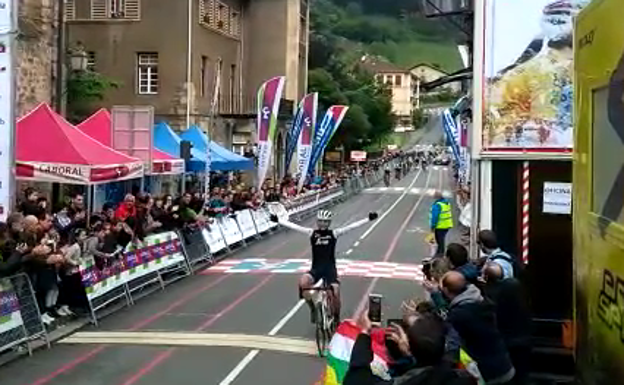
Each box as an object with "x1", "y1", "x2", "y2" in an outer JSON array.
[
  {"x1": 299, "y1": 272, "x2": 317, "y2": 322},
  {"x1": 330, "y1": 283, "x2": 341, "y2": 321},
  {"x1": 326, "y1": 267, "x2": 341, "y2": 321}
]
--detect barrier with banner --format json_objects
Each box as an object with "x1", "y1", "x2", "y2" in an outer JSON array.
[
  {"x1": 0, "y1": 175, "x2": 376, "y2": 355},
  {"x1": 0, "y1": 273, "x2": 48, "y2": 355},
  {"x1": 236, "y1": 209, "x2": 258, "y2": 239},
  {"x1": 202, "y1": 225, "x2": 228, "y2": 254},
  {"x1": 218, "y1": 216, "x2": 244, "y2": 246},
  {"x1": 251, "y1": 209, "x2": 272, "y2": 233},
  {"x1": 79, "y1": 231, "x2": 190, "y2": 325}
]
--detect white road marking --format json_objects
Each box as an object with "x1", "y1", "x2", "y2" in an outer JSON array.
[
  {"x1": 61, "y1": 332, "x2": 317, "y2": 355},
  {"x1": 219, "y1": 351, "x2": 259, "y2": 385},
  {"x1": 357, "y1": 169, "x2": 423, "y2": 242},
  {"x1": 353, "y1": 241, "x2": 360, "y2": 247},
  {"x1": 345, "y1": 249, "x2": 353, "y2": 255},
  {"x1": 216, "y1": 168, "x2": 431, "y2": 384}
]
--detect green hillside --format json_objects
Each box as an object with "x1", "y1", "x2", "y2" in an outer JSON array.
[
  {"x1": 307, "y1": 0, "x2": 462, "y2": 152},
  {"x1": 311, "y1": 0, "x2": 463, "y2": 73}
]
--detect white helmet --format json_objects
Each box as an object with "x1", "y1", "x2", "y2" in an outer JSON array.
[{"x1": 317, "y1": 210, "x2": 333, "y2": 221}]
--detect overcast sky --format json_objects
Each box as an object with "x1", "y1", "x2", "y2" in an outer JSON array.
[{"x1": 484, "y1": 0, "x2": 547, "y2": 77}]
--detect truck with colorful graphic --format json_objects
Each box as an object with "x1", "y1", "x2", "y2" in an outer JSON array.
[{"x1": 573, "y1": 0, "x2": 624, "y2": 383}]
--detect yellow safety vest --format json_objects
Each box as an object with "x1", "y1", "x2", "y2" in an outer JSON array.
[{"x1": 434, "y1": 201, "x2": 453, "y2": 229}]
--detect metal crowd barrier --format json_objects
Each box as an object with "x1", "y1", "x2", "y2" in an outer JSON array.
[
  {"x1": 0, "y1": 273, "x2": 48, "y2": 355},
  {"x1": 0, "y1": 174, "x2": 379, "y2": 354}
]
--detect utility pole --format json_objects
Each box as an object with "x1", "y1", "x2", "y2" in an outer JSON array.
[{"x1": 54, "y1": 0, "x2": 66, "y2": 115}]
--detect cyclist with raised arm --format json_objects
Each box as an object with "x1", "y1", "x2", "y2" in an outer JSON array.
[{"x1": 270, "y1": 210, "x2": 378, "y2": 322}]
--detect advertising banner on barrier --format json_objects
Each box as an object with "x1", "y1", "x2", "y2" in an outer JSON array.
[
  {"x1": 268, "y1": 202, "x2": 289, "y2": 221},
  {"x1": 79, "y1": 232, "x2": 185, "y2": 300},
  {"x1": 218, "y1": 216, "x2": 244, "y2": 246},
  {"x1": 251, "y1": 209, "x2": 271, "y2": 233},
  {"x1": 481, "y1": 0, "x2": 588, "y2": 153},
  {"x1": 256, "y1": 76, "x2": 286, "y2": 188},
  {"x1": 202, "y1": 226, "x2": 227, "y2": 254},
  {"x1": 0, "y1": 280, "x2": 24, "y2": 334},
  {"x1": 236, "y1": 209, "x2": 258, "y2": 239}
]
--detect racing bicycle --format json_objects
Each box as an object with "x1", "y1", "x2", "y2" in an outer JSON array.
[{"x1": 303, "y1": 281, "x2": 337, "y2": 357}]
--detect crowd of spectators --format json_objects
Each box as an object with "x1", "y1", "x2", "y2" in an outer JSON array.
[
  {"x1": 0, "y1": 168, "x2": 369, "y2": 328},
  {"x1": 344, "y1": 230, "x2": 532, "y2": 385}
]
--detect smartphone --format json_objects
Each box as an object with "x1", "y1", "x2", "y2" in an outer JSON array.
[
  {"x1": 386, "y1": 318, "x2": 405, "y2": 328},
  {"x1": 422, "y1": 258, "x2": 433, "y2": 280},
  {"x1": 368, "y1": 294, "x2": 383, "y2": 324}
]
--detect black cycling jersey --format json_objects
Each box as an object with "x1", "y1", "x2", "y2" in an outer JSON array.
[{"x1": 310, "y1": 229, "x2": 337, "y2": 273}]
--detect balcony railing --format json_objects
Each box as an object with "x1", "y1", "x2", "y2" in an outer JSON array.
[{"x1": 216, "y1": 94, "x2": 295, "y2": 118}]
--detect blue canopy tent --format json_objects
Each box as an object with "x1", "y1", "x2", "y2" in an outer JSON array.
[
  {"x1": 154, "y1": 121, "x2": 206, "y2": 172},
  {"x1": 180, "y1": 125, "x2": 254, "y2": 171}
]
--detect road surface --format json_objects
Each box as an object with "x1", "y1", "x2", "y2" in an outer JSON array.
[{"x1": 0, "y1": 122, "x2": 455, "y2": 385}]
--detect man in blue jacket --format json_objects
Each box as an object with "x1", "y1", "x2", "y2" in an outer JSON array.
[{"x1": 430, "y1": 192, "x2": 454, "y2": 255}]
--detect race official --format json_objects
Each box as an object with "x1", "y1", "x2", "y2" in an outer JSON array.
[{"x1": 430, "y1": 192, "x2": 454, "y2": 255}]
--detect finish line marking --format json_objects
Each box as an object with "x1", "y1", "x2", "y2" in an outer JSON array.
[
  {"x1": 202, "y1": 258, "x2": 424, "y2": 281},
  {"x1": 61, "y1": 332, "x2": 318, "y2": 356}
]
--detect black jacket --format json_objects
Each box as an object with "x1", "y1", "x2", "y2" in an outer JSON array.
[
  {"x1": 483, "y1": 278, "x2": 532, "y2": 348},
  {"x1": 446, "y1": 285, "x2": 515, "y2": 383},
  {"x1": 343, "y1": 334, "x2": 476, "y2": 385}
]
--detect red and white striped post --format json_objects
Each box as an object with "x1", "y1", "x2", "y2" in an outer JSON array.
[{"x1": 521, "y1": 161, "x2": 530, "y2": 264}]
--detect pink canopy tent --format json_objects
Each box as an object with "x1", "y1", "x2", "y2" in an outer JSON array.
[
  {"x1": 16, "y1": 104, "x2": 144, "y2": 185},
  {"x1": 78, "y1": 109, "x2": 184, "y2": 175}
]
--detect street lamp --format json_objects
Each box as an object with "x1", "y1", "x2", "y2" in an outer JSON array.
[{"x1": 69, "y1": 47, "x2": 88, "y2": 72}]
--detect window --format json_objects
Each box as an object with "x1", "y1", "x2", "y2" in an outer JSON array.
[
  {"x1": 200, "y1": 56, "x2": 208, "y2": 97},
  {"x1": 214, "y1": 58, "x2": 223, "y2": 108},
  {"x1": 91, "y1": 0, "x2": 140, "y2": 20},
  {"x1": 65, "y1": 0, "x2": 75, "y2": 20},
  {"x1": 216, "y1": 3, "x2": 227, "y2": 30},
  {"x1": 110, "y1": 0, "x2": 125, "y2": 17},
  {"x1": 395, "y1": 75, "x2": 402, "y2": 87},
  {"x1": 385, "y1": 75, "x2": 393, "y2": 86},
  {"x1": 137, "y1": 53, "x2": 159, "y2": 95},
  {"x1": 87, "y1": 51, "x2": 96, "y2": 71},
  {"x1": 229, "y1": 64, "x2": 236, "y2": 111},
  {"x1": 230, "y1": 11, "x2": 240, "y2": 36},
  {"x1": 199, "y1": 0, "x2": 214, "y2": 26}
]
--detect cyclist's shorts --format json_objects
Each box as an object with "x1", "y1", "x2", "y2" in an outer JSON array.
[{"x1": 308, "y1": 266, "x2": 339, "y2": 285}]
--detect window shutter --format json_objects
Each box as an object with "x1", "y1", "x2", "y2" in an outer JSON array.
[
  {"x1": 124, "y1": 0, "x2": 140, "y2": 19},
  {"x1": 91, "y1": 0, "x2": 109, "y2": 19},
  {"x1": 230, "y1": 10, "x2": 240, "y2": 36},
  {"x1": 65, "y1": 0, "x2": 75, "y2": 20},
  {"x1": 220, "y1": 4, "x2": 229, "y2": 31}
]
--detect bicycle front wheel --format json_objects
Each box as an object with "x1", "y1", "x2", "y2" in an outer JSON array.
[{"x1": 315, "y1": 303, "x2": 328, "y2": 357}]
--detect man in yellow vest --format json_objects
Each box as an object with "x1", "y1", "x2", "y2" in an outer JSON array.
[{"x1": 430, "y1": 191, "x2": 453, "y2": 255}]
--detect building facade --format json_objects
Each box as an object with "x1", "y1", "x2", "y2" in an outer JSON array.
[
  {"x1": 361, "y1": 56, "x2": 413, "y2": 132},
  {"x1": 16, "y1": 0, "x2": 60, "y2": 117},
  {"x1": 409, "y1": 63, "x2": 462, "y2": 94},
  {"x1": 65, "y1": 0, "x2": 308, "y2": 170}
]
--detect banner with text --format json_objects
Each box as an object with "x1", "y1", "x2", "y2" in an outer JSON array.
[
  {"x1": 0, "y1": 0, "x2": 15, "y2": 221},
  {"x1": 0, "y1": 280, "x2": 23, "y2": 335},
  {"x1": 308, "y1": 105, "x2": 349, "y2": 176},
  {"x1": 285, "y1": 92, "x2": 317, "y2": 174},
  {"x1": 256, "y1": 76, "x2": 286, "y2": 188},
  {"x1": 295, "y1": 93, "x2": 318, "y2": 191}
]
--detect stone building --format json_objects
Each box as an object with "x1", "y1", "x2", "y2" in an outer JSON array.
[
  {"x1": 15, "y1": 0, "x2": 59, "y2": 117},
  {"x1": 65, "y1": 0, "x2": 309, "y2": 178}
]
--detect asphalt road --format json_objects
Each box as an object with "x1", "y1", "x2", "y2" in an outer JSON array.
[{"x1": 0, "y1": 121, "x2": 453, "y2": 385}]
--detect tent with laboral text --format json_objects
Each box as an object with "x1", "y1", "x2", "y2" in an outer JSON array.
[{"x1": 16, "y1": 103, "x2": 144, "y2": 184}]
